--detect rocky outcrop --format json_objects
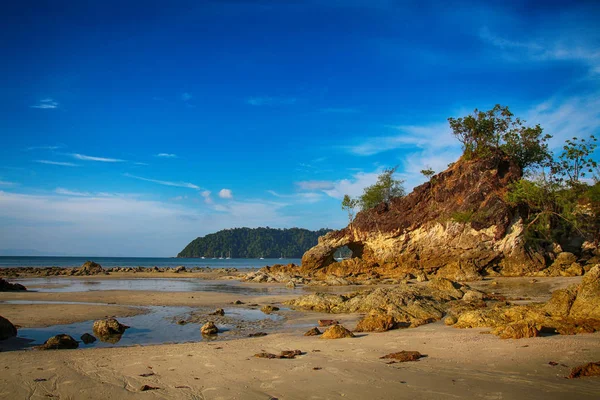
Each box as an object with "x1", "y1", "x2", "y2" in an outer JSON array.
[
  {"x1": 0, "y1": 316, "x2": 17, "y2": 340},
  {"x1": 296, "y1": 153, "x2": 593, "y2": 281},
  {"x1": 72, "y1": 261, "x2": 106, "y2": 276},
  {"x1": 354, "y1": 312, "x2": 396, "y2": 332},
  {"x1": 568, "y1": 362, "x2": 600, "y2": 378},
  {"x1": 0, "y1": 278, "x2": 26, "y2": 292}
]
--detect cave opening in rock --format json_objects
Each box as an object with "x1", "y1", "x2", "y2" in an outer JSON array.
[{"x1": 332, "y1": 243, "x2": 364, "y2": 262}]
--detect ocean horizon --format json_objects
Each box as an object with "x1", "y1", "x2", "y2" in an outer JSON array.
[{"x1": 0, "y1": 256, "x2": 301, "y2": 269}]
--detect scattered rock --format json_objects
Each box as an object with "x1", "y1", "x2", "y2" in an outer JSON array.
[
  {"x1": 39, "y1": 334, "x2": 79, "y2": 350},
  {"x1": 0, "y1": 278, "x2": 27, "y2": 292},
  {"x1": 140, "y1": 385, "x2": 160, "y2": 391},
  {"x1": 304, "y1": 327, "x2": 321, "y2": 336},
  {"x1": 354, "y1": 313, "x2": 395, "y2": 332},
  {"x1": 139, "y1": 372, "x2": 155, "y2": 377},
  {"x1": 567, "y1": 361, "x2": 600, "y2": 379},
  {"x1": 173, "y1": 266, "x2": 186, "y2": 273},
  {"x1": 462, "y1": 290, "x2": 485, "y2": 302},
  {"x1": 318, "y1": 319, "x2": 339, "y2": 327},
  {"x1": 93, "y1": 318, "x2": 129, "y2": 336},
  {"x1": 380, "y1": 351, "x2": 424, "y2": 362},
  {"x1": 254, "y1": 350, "x2": 303, "y2": 359},
  {"x1": 33, "y1": 378, "x2": 47, "y2": 382},
  {"x1": 548, "y1": 361, "x2": 559, "y2": 366},
  {"x1": 233, "y1": 300, "x2": 245, "y2": 305},
  {"x1": 248, "y1": 332, "x2": 268, "y2": 337},
  {"x1": 201, "y1": 321, "x2": 218, "y2": 335},
  {"x1": 321, "y1": 325, "x2": 355, "y2": 339},
  {"x1": 0, "y1": 316, "x2": 17, "y2": 340},
  {"x1": 210, "y1": 308, "x2": 225, "y2": 316},
  {"x1": 80, "y1": 333, "x2": 96, "y2": 344},
  {"x1": 261, "y1": 305, "x2": 280, "y2": 314},
  {"x1": 177, "y1": 320, "x2": 187, "y2": 325}
]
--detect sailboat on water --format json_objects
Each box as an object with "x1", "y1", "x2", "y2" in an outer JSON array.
[{"x1": 226, "y1": 250, "x2": 231, "y2": 260}]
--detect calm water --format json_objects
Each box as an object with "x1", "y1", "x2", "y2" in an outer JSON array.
[{"x1": 0, "y1": 256, "x2": 301, "y2": 269}]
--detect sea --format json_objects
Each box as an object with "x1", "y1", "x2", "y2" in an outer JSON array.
[{"x1": 0, "y1": 256, "x2": 301, "y2": 269}]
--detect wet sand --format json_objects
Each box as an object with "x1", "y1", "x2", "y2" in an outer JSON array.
[{"x1": 0, "y1": 276, "x2": 599, "y2": 399}]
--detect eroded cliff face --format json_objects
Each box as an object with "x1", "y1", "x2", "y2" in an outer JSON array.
[{"x1": 299, "y1": 153, "x2": 587, "y2": 281}]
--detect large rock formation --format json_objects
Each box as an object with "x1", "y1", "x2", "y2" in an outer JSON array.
[
  {"x1": 0, "y1": 316, "x2": 17, "y2": 340},
  {"x1": 297, "y1": 153, "x2": 592, "y2": 281}
]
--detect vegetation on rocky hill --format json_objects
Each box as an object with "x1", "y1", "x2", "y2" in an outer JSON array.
[{"x1": 177, "y1": 227, "x2": 333, "y2": 258}]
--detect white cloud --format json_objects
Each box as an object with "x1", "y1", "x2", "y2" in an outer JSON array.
[
  {"x1": 0, "y1": 191, "x2": 300, "y2": 256},
  {"x1": 201, "y1": 190, "x2": 213, "y2": 204},
  {"x1": 0, "y1": 180, "x2": 17, "y2": 186},
  {"x1": 124, "y1": 173, "x2": 201, "y2": 190},
  {"x1": 55, "y1": 188, "x2": 92, "y2": 197},
  {"x1": 156, "y1": 153, "x2": 177, "y2": 158},
  {"x1": 71, "y1": 153, "x2": 125, "y2": 163},
  {"x1": 30, "y1": 98, "x2": 59, "y2": 109},
  {"x1": 181, "y1": 92, "x2": 192, "y2": 101},
  {"x1": 246, "y1": 96, "x2": 297, "y2": 106},
  {"x1": 35, "y1": 160, "x2": 78, "y2": 167},
  {"x1": 295, "y1": 180, "x2": 335, "y2": 190},
  {"x1": 219, "y1": 188, "x2": 233, "y2": 199},
  {"x1": 321, "y1": 171, "x2": 381, "y2": 200},
  {"x1": 26, "y1": 145, "x2": 62, "y2": 151}
]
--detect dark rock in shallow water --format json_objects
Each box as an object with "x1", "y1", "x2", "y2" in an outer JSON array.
[
  {"x1": 39, "y1": 334, "x2": 79, "y2": 350},
  {"x1": 201, "y1": 321, "x2": 218, "y2": 335},
  {"x1": 0, "y1": 278, "x2": 27, "y2": 292},
  {"x1": 0, "y1": 316, "x2": 18, "y2": 340},
  {"x1": 210, "y1": 308, "x2": 225, "y2": 316},
  {"x1": 261, "y1": 305, "x2": 280, "y2": 314},
  {"x1": 80, "y1": 333, "x2": 97, "y2": 344},
  {"x1": 93, "y1": 318, "x2": 129, "y2": 336}
]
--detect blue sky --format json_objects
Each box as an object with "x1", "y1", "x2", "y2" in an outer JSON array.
[{"x1": 1, "y1": 0, "x2": 599, "y2": 256}]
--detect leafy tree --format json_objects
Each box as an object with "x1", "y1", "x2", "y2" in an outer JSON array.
[
  {"x1": 341, "y1": 194, "x2": 358, "y2": 224},
  {"x1": 553, "y1": 135, "x2": 597, "y2": 186},
  {"x1": 358, "y1": 167, "x2": 405, "y2": 210},
  {"x1": 448, "y1": 104, "x2": 552, "y2": 171},
  {"x1": 420, "y1": 167, "x2": 435, "y2": 180}
]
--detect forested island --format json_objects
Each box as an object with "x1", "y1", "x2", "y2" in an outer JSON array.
[{"x1": 177, "y1": 227, "x2": 340, "y2": 258}]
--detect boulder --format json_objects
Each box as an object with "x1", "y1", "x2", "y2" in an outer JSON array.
[
  {"x1": 0, "y1": 278, "x2": 27, "y2": 292},
  {"x1": 93, "y1": 318, "x2": 129, "y2": 336},
  {"x1": 380, "y1": 351, "x2": 424, "y2": 362},
  {"x1": 174, "y1": 266, "x2": 186, "y2": 273},
  {"x1": 493, "y1": 321, "x2": 540, "y2": 339},
  {"x1": 39, "y1": 334, "x2": 79, "y2": 350},
  {"x1": 304, "y1": 327, "x2": 321, "y2": 336},
  {"x1": 321, "y1": 325, "x2": 354, "y2": 339},
  {"x1": 569, "y1": 265, "x2": 600, "y2": 320},
  {"x1": 210, "y1": 308, "x2": 225, "y2": 316},
  {"x1": 462, "y1": 290, "x2": 485, "y2": 302},
  {"x1": 80, "y1": 333, "x2": 97, "y2": 344},
  {"x1": 0, "y1": 315, "x2": 17, "y2": 340},
  {"x1": 354, "y1": 313, "x2": 395, "y2": 332},
  {"x1": 444, "y1": 315, "x2": 458, "y2": 326},
  {"x1": 201, "y1": 321, "x2": 218, "y2": 335}
]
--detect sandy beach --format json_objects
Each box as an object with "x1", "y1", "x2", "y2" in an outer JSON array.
[{"x1": 0, "y1": 274, "x2": 599, "y2": 399}]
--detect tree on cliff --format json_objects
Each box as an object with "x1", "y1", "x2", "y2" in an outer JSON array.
[
  {"x1": 342, "y1": 167, "x2": 405, "y2": 213},
  {"x1": 448, "y1": 104, "x2": 552, "y2": 171}
]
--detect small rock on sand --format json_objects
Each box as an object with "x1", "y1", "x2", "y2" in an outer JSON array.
[
  {"x1": 318, "y1": 319, "x2": 339, "y2": 327},
  {"x1": 380, "y1": 351, "x2": 424, "y2": 362},
  {"x1": 321, "y1": 325, "x2": 354, "y2": 339},
  {"x1": 304, "y1": 327, "x2": 321, "y2": 336}
]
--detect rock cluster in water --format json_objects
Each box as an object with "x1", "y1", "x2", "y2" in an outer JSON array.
[{"x1": 0, "y1": 278, "x2": 27, "y2": 292}]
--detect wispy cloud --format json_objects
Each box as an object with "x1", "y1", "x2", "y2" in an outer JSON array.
[
  {"x1": 124, "y1": 173, "x2": 201, "y2": 190},
  {"x1": 295, "y1": 180, "x2": 335, "y2": 191},
  {"x1": 479, "y1": 26, "x2": 600, "y2": 75},
  {"x1": 71, "y1": 153, "x2": 125, "y2": 163},
  {"x1": 181, "y1": 92, "x2": 192, "y2": 101},
  {"x1": 156, "y1": 153, "x2": 177, "y2": 158},
  {"x1": 219, "y1": 188, "x2": 233, "y2": 199},
  {"x1": 35, "y1": 160, "x2": 79, "y2": 167},
  {"x1": 0, "y1": 180, "x2": 17, "y2": 186},
  {"x1": 30, "y1": 98, "x2": 59, "y2": 109},
  {"x1": 55, "y1": 188, "x2": 93, "y2": 197},
  {"x1": 26, "y1": 145, "x2": 62, "y2": 151},
  {"x1": 267, "y1": 190, "x2": 323, "y2": 203},
  {"x1": 246, "y1": 96, "x2": 297, "y2": 106}
]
